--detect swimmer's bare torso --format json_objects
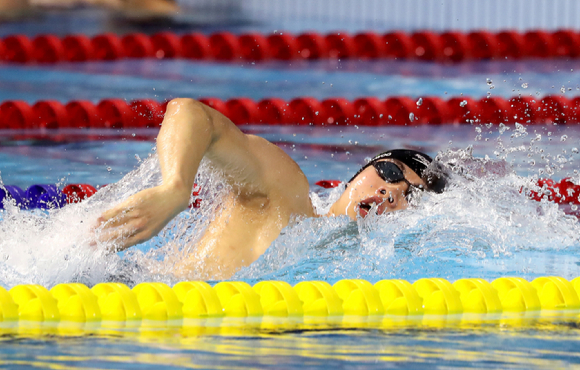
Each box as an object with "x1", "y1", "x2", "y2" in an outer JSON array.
[{"x1": 97, "y1": 99, "x2": 316, "y2": 279}]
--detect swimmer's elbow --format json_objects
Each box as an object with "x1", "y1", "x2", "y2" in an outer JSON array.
[
  {"x1": 165, "y1": 98, "x2": 218, "y2": 131},
  {"x1": 166, "y1": 98, "x2": 211, "y2": 121}
]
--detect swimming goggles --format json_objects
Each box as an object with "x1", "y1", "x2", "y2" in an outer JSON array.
[{"x1": 372, "y1": 161, "x2": 422, "y2": 194}]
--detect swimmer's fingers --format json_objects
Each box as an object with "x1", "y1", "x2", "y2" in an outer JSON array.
[
  {"x1": 97, "y1": 200, "x2": 138, "y2": 229},
  {"x1": 96, "y1": 218, "x2": 148, "y2": 252}
]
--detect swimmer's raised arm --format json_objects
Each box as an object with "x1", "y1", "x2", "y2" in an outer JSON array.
[{"x1": 96, "y1": 98, "x2": 310, "y2": 252}]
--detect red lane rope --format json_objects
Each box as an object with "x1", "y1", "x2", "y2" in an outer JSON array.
[
  {"x1": 315, "y1": 179, "x2": 580, "y2": 206},
  {"x1": 1, "y1": 95, "x2": 580, "y2": 129},
  {"x1": 2, "y1": 30, "x2": 580, "y2": 64},
  {"x1": 2, "y1": 177, "x2": 578, "y2": 212}
]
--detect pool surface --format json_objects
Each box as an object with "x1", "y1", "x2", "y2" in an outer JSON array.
[{"x1": 2, "y1": 10, "x2": 580, "y2": 370}]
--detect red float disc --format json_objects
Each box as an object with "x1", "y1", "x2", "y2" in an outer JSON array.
[
  {"x1": 226, "y1": 98, "x2": 258, "y2": 124},
  {"x1": 151, "y1": 32, "x2": 182, "y2": 59},
  {"x1": 417, "y1": 96, "x2": 450, "y2": 124},
  {"x1": 121, "y1": 33, "x2": 154, "y2": 58},
  {"x1": 411, "y1": 31, "x2": 444, "y2": 61},
  {"x1": 98, "y1": 99, "x2": 133, "y2": 128},
  {"x1": 325, "y1": 32, "x2": 355, "y2": 59},
  {"x1": 440, "y1": 32, "x2": 470, "y2": 62},
  {"x1": 315, "y1": 180, "x2": 341, "y2": 188},
  {"x1": 239, "y1": 33, "x2": 271, "y2": 61},
  {"x1": 32, "y1": 101, "x2": 68, "y2": 129},
  {"x1": 66, "y1": 101, "x2": 100, "y2": 128},
  {"x1": 466, "y1": 31, "x2": 498, "y2": 60},
  {"x1": 523, "y1": 30, "x2": 556, "y2": 58},
  {"x1": 199, "y1": 97, "x2": 228, "y2": 116},
  {"x1": 537, "y1": 95, "x2": 571, "y2": 124},
  {"x1": 552, "y1": 30, "x2": 580, "y2": 58},
  {"x1": 92, "y1": 34, "x2": 124, "y2": 60},
  {"x1": 354, "y1": 32, "x2": 385, "y2": 59},
  {"x1": 181, "y1": 33, "x2": 211, "y2": 59},
  {"x1": 62, "y1": 35, "x2": 94, "y2": 62},
  {"x1": 384, "y1": 97, "x2": 418, "y2": 125},
  {"x1": 209, "y1": 32, "x2": 241, "y2": 61},
  {"x1": 62, "y1": 184, "x2": 97, "y2": 203},
  {"x1": 130, "y1": 99, "x2": 163, "y2": 128},
  {"x1": 496, "y1": 31, "x2": 525, "y2": 59},
  {"x1": 257, "y1": 98, "x2": 290, "y2": 124},
  {"x1": 569, "y1": 97, "x2": 580, "y2": 124},
  {"x1": 321, "y1": 98, "x2": 355, "y2": 125},
  {"x1": 478, "y1": 97, "x2": 513, "y2": 124},
  {"x1": 267, "y1": 33, "x2": 299, "y2": 60},
  {"x1": 296, "y1": 33, "x2": 328, "y2": 59},
  {"x1": 32, "y1": 35, "x2": 64, "y2": 63},
  {"x1": 354, "y1": 97, "x2": 387, "y2": 126},
  {"x1": 446, "y1": 97, "x2": 481, "y2": 124},
  {"x1": 532, "y1": 178, "x2": 557, "y2": 202},
  {"x1": 0, "y1": 101, "x2": 34, "y2": 129},
  {"x1": 289, "y1": 97, "x2": 325, "y2": 125},
  {"x1": 509, "y1": 96, "x2": 540, "y2": 124},
  {"x1": 558, "y1": 178, "x2": 580, "y2": 204},
  {"x1": 0, "y1": 40, "x2": 4, "y2": 61},
  {"x1": 383, "y1": 31, "x2": 413, "y2": 59},
  {"x1": 1, "y1": 35, "x2": 33, "y2": 63}
]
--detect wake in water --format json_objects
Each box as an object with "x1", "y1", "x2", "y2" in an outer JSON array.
[{"x1": 1, "y1": 126, "x2": 580, "y2": 288}]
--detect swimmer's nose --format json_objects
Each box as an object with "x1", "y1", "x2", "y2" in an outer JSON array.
[{"x1": 377, "y1": 185, "x2": 408, "y2": 211}]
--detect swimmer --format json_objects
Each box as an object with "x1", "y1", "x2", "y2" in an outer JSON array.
[
  {"x1": 0, "y1": 0, "x2": 178, "y2": 20},
  {"x1": 97, "y1": 99, "x2": 446, "y2": 279}
]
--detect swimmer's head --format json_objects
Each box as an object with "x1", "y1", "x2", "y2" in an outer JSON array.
[{"x1": 327, "y1": 149, "x2": 447, "y2": 219}]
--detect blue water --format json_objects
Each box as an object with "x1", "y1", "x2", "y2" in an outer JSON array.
[
  {"x1": 1, "y1": 59, "x2": 580, "y2": 103},
  {"x1": 2, "y1": 325, "x2": 580, "y2": 369},
  {"x1": 3, "y1": 13, "x2": 580, "y2": 370}
]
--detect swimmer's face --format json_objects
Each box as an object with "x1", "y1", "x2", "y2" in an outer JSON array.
[{"x1": 328, "y1": 159, "x2": 426, "y2": 220}]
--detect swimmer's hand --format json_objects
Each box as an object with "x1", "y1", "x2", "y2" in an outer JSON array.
[{"x1": 95, "y1": 183, "x2": 190, "y2": 252}]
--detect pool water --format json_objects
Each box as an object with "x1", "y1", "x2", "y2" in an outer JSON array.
[
  {"x1": 2, "y1": 20, "x2": 580, "y2": 369},
  {"x1": 3, "y1": 324, "x2": 580, "y2": 369}
]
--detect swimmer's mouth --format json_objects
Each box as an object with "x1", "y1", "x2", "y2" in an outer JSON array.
[{"x1": 357, "y1": 196, "x2": 383, "y2": 217}]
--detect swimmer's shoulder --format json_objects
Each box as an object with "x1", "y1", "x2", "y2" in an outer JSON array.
[{"x1": 246, "y1": 134, "x2": 313, "y2": 215}]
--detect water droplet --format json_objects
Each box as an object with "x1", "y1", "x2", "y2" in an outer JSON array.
[
  {"x1": 409, "y1": 113, "x2": 415, "y2": 122},
  {"x1": 107, "y1": 167, "x2": 112, "y2": 172},
  {"x1": 561, "y1": 86, "x2": 566, "y2": 93},
  {"x1": 561, "y1": 134, "x2": 568, "y2": 142},
  {"x1": 572, "y1": 147, "x2": 579, "y2": 154},
  {"x1": 489, "y1": 85, "x2": 495, "y2": 89},
  {"x1": 131, "y1": 133, "x2": 136, "y2": 137},
  {"x1": 521, "y1": 83, "x2": 528, "y2": 88},
  {"x1": 486, "y1": 78, "x2": 493, "y2": 85},
  {"x1": 529, "y1": 159, "x2": 535, "y2": 166},
  {"x1": 416, "y1": 98, "x2": 423, "y2": 106},
  {"x1": 460, "y1": 100, "x2": 468, "y2": 107}
]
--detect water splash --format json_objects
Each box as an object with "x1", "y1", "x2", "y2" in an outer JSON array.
[
  {"x1": 1, "y1": 144, "x2": 579, "y2": 288},
  {"x1": 236, "y1": 146, "x2": 580, "y2": 284},
  {"x1": 0, "y1": 155, "x2": 228, "y2": 288}
]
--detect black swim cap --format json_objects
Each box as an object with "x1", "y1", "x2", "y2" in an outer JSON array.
[{"x1": 349, "y1": 149, "x2": 447, "y2": 193}]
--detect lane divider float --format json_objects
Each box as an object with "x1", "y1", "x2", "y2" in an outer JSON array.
[
  {"x1": 1, "y1": 277, "x2": 580, "y2": 325},
  {"x1": 1, "y1": 177, "x2": 578, "y2": 211},
  {"x1": 316, "y1": 178, "x2": 580, "y2": 207},
  {"x1": 2, "y1": 30, "x2": 580, "y2": 64},
  {"x1": 2, "y1": 95, "x2": 580, "y2": 129}
]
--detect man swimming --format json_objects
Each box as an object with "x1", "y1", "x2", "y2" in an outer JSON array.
[{"x1": 97, "y1": 98, "x2": 445, "y2": 279}]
